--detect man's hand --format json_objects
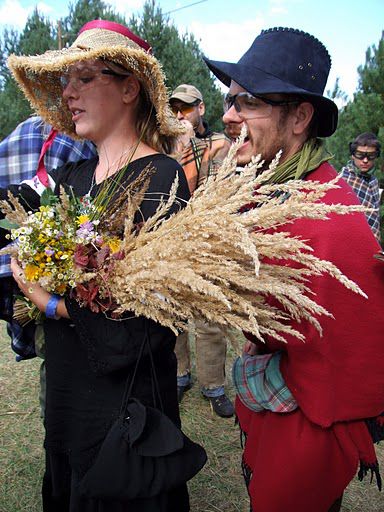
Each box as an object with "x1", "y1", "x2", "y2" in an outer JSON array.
[{"x1": 175, "y1": 119, "x2": 195, "y2": 152}]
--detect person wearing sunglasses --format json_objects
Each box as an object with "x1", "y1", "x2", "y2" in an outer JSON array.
[
  {"x1": 204, "y1": 27, "x2": 384, "y2": 512},
  {"x1": 169, "y1": 88, "x2": 229, "y2": 192},
  {"x1": 169, "y1": 84, "x2": 234, "y2": 418},
  {"x1": 169, "y1": 84, "x2": 231, "y2": 191},
  {"x1": 340, "y1": 132, "x2": 381, "y2": 241},
  {"x1": 170, "y1": 84, "x2": 205, "y2": 136},
  {"x1": 2, "y1": 20, "x2": 193, "y2": 511}
]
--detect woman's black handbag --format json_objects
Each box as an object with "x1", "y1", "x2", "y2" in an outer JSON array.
[{"x1": 78, "y1": 331, "x2": 207, "y2": 499}]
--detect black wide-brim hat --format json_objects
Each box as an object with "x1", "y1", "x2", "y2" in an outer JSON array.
[{"x1": 204, "y1": 27, "x2": 338, "y2": 137}]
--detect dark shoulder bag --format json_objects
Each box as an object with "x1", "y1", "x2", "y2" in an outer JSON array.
[{"x1": 78, "y1": 329, "x2": 207, "y2": 499}]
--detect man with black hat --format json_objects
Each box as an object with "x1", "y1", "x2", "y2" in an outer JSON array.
[
  {"x1": 169, "y1": 84, "x2": 234, "y2": 418},
  {"x1": 204, "y1": 27, "x2": 384, "y2": 512}
]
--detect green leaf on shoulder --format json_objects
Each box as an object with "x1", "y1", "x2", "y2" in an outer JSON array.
[
  {"x1": 40, "y1": 187, "x2": 58, "y2": 207},
  {"x1": 0, "y1": 218, "x2": 19, "y2": 230}
]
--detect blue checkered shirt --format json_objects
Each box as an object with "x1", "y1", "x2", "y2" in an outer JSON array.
[
  {"x1": 0, "y1": 116, "x2": 96, "y2": 276},
  {"x1": 340, "y1": 161, "x2": 381, "y2": 241}
]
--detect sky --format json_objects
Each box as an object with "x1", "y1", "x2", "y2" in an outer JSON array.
[{"x1": 0, "y1": 0, "x2": 383, "y2": 101}]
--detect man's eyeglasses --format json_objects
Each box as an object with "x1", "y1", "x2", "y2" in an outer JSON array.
[
  {"x1": 352, "y1": 150, "x2": 379, "y2": 161},
  {"x1": 223, "y1": 92, "x2": 300, "y2": 119},
  {"x1": 170, "y1": 101, "x2": 200, "y2": 116},
  {"x1": 60, "y1": 67, "x2": 127, "y2": 92}
]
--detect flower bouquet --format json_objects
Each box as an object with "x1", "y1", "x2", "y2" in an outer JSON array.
[
  {"x1": 0, "y1": 136, "x2": 367, "y2": 342},
  {"x1": 0, "y1": 165, "x2": 153, "y2": 318}
]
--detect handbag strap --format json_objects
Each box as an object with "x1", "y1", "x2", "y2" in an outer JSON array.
[
  {"x1": 147, "y1": 333, "x2": 164, "y2": 411},
  {"x1": 119, "y1": 327, "x2": 164, "y2": 415}
]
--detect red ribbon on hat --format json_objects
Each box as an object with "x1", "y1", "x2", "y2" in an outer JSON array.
[
  {"x1": 36, "y1": 128, "x2": 58, "y2": 187},
  {"x1": 79, "y1": 20, "x2": 152, "y2": 53}
]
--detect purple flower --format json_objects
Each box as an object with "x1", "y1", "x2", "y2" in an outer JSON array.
[
  {"x1": 76, "y1": 221, "x2": 95, "y2": 238},
  {"x1": 80, "y1": 221, "x2": 94, "y2": 231}
]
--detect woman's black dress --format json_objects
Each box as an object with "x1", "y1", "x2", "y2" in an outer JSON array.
[{"x1": 1, "y1": 154, "x2": 191, "y2": 512}]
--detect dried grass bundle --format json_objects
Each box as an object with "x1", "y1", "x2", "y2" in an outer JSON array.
[
  {"x1": 107, "y1": 136, "x2": 367, "y2": 341},
  {"x1": 0, "y1": 192, "x2": 29, "y2": 226},
  {"x1": 0, "y1": 134, "x2": 368, "y2": 343},
  {"x1": 0, "y1": 192, "x2": 30, "y2": 259}
]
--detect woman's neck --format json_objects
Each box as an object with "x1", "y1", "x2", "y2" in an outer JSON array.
[{"x1": 94, "y1": 135, "x2": 156, "y2": 184}]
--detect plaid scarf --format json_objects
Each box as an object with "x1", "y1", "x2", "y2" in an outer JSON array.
[
  {"x1": 340, "y1": 161, "x2": 381, "y2": 240},
  {"x1": 232, "y1": 352, "x2": 297, "y2": 413}
]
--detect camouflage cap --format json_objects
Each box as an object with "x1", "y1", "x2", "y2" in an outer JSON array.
[{"x1": 170, "y1": 84, "x2": 203, "y2": 104}]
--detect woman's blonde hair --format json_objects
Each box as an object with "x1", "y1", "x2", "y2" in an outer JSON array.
[
  {"x1": 104, "y1": 60, "x2": 177, "y2": 154},
  {"x1": 136, "y1": 87, "x2": 177, "y2": 154}
]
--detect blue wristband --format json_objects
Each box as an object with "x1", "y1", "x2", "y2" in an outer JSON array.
[{"x1": 45, "y1": 294, "x2": 61, "y2": 320}]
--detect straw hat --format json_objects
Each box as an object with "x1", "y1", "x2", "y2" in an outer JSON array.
[{"x1": 8, "y1": 20, "x2": 184, "y2": 139}]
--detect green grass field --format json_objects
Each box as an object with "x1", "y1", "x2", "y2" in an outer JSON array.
[{"x1": 0, "y1": 321, "x2": 382, "y2": 511}]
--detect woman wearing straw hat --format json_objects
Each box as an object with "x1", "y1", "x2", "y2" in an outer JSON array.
[{"x1": 2, "y1": 20, "x2": 193, "y2": 511}]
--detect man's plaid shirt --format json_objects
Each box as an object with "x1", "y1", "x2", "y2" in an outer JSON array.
[
  {"x1": 0, "y1": 116, "x2": 96, "y2": 276},
  {"x1": 340, "y1": 161, "x2": 381, "y2": 241}
]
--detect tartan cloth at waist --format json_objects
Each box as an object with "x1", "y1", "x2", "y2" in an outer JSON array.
[{"x1": 232, "y1": 351, "x2": 298, "y2": 413}]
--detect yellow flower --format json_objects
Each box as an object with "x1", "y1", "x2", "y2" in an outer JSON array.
[
  {"x1": 56, "y1": 283, "x2": 67, "y2": 295},
  {"x1": 77, "y1": 214, "x2": 90, "y2": 225},
  {"x1": 105, "y1": 237, "x2": 121, "y2": 254},
  {"x1": 24, "y1": 264, "x2": 40, "y2": 281}
]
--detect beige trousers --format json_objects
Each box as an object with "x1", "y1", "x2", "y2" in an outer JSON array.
[{"x1": 174, "y1": 319, "x2": 227, "y2": 390}]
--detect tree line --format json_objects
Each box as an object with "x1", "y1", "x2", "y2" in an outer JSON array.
[
  {"x1": 0, "y1": 0, "x2": 383, "y2": 190},
  {"x1": 326, "y1": 33, "x2": 384, "y2": 177},
  {"x1": 325, "y1": 32, "x2": 384, "y2": 242}
]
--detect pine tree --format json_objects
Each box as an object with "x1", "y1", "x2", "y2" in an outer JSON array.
[
  {"x1": 0, "y1": 9, "x2": 55, "y2": 139},
  {"x1": 60, "y1": 0, "x2": 127, "y2": 47},
  {"x1": 129, "y1": 1, "x2": 225, "y2": 131},
  {"x1": 327, "y1": 32, "x2": 384, "y2": 174},
  {"x1": 327, "y1": 31, "x2": 384, "y2": 244}
]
